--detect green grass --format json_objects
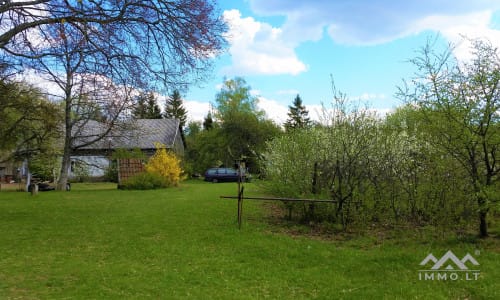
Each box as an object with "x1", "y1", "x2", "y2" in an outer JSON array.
[{"x1": 0, "y1": 181, "x2": 499, "y2": 299}]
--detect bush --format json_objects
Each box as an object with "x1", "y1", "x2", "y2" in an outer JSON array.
[
  {"x1": 145, "y1": 143, "x2": 184, "y2": 187},
  {"x1": 119, "y1": 172, "x2": 167, "y2": 190},
  {"x1": 118, "y1": 143, "x2": 184, "y2": 190},
  {"x1": 104, "y1": 160, "x2": 118, "y2": 183}
]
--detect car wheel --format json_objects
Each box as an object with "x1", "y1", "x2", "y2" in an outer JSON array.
[{"x1": 212, "y1": 178, "x2": 218, "y2": 183}]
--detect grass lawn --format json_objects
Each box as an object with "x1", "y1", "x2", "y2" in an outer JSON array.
[{"x1": 0, "y1": 180, "x2": 498, "y2": 299}]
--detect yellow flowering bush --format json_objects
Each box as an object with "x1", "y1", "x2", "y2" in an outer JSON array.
[{"x1": 145, "y1": 142, "x2": 184, "y2": 187}]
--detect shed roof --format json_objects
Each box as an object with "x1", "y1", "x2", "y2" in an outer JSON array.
[{"x1": 73, "y1": 119, "x2": 181, "y2": 150}]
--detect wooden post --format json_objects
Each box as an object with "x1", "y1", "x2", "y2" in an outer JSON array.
[
  {"x1": 237, "y1": 186, "x2": 244, "y2": 229},
  {"x1": 236, "y1": 159, "x2": 245, "y2": 229},
  {"x1": 308, "y1": 162, "x2": 319, "y2": 220},
  {"x1": 30, "y1": 183, "x2": 38, "y2": 196}
]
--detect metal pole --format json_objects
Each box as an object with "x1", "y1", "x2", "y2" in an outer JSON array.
[
  {"x1": 237, "y1": 159, "x2": 244, "y2": 229},
  {"x1": 238, "y1": 186, "x2": 243, "y2": 229}
]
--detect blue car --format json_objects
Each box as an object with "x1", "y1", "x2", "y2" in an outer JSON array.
[{"x1": 204, "y1": 167, "x2": 248, "y2": 183}]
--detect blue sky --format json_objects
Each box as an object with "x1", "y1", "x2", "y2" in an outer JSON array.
[{"x1": 183, "y1": 0, "x2": 500, "y2": 124}]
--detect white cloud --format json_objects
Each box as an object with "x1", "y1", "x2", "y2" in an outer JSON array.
[
  {"x1": 179, "y1": 96, "x2": 392, "y2": 125},
  {"x1": 249, "y1": 0, "x2": 500, "y2": 47},
  {"x1": 257, "y1": 97, "x2": 328, "y2": 125},
  {"x1": 249, "y1": 89, "x2": 261, "y2": 96},
  {"x1": 184, "y1": 100, "x2": 211, "y2": 123},
  {"x1": 413, "y1": 11, "x2": 500, "y2": 60},
  {"x1": 277, "y1": 89, "x2": 300, "y2": 95},
  {"x1": 17, "y1": 69, "x2": 62, "y2": 97},
  {"x1": 257, "y1": 97, "x2": 289, "y2": 123},
  {"x1": 356, "y1": 93, "x2": 387, "y2": 101},
  {"x1": 183, "y1": 96, "x2": 324, "y2": 125},
  {"x1": 306, "y1": 104, "x2": 327, "y2": 124},
  {"x1": 369, "y1": 107, "x2": 395, "y2": 118},
  {"x1": 222, "y1": 9, "x2": 307, "y2": 76}
]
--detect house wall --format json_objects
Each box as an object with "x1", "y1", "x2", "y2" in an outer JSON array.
[
  {"x1": 69, "y1": 156, "x2": 110, "y2": 179},
  {"x1": 173, "y1": 131, "x2": 185, "y2": 157},
  {"x1": 70, "y1": 136, "x2": 184, "y2": 181},
  {"x1": 0, "y1": 160, "x2": 27, "y2": 183}
]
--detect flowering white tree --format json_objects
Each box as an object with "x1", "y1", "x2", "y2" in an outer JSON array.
[{"x1": 400, "y1": 38, "x2": 500, "y2": 237}]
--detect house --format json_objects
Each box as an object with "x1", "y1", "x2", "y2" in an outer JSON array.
[
  {"x1": 0, "y1": 159, "x2": 27, "y2": 183},
  {"x1": 0, "y1": 149, "x2": 29, "y2": 183},
  {"x1": 70, "y1": 118, "x2": 184, "y2": 179}
]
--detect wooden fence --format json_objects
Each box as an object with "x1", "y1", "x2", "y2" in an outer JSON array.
[{"x1": 117, "y1": 158, "x2": 145, "y2": 185}]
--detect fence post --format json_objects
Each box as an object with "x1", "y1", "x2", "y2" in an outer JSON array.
[
  {"x1": 237, "y1": 186, "x2": 244, "y2": 229},
  {"x1": 30, "y1": 183, "x2": 38, "y2": 196}
]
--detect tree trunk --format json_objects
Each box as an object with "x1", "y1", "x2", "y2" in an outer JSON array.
[
  {"x1": 476, "y1": 185, "x2": 488, "y2": 238},
  {"x1": 58, "y1": 150, "x2": 71, "y2": 191},
  {"x1": 57, "y1": 104, "x2": 73, "y2": 191},
  {"x1": 479, "y1": 211, "x2": 488, "y2": 238},
  {"x1": 475, "y1": 179, "x2": 489, "y2": 238},
  {"x1": 479, "y1": 210, "x2": 488, "y2": 238},
  {"x1": 25, "y1": 171, "x2": 32, "y2": 192}
]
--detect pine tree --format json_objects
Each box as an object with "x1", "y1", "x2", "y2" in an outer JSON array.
[
  {"x1": 133, "y1": 94, "x2": 147, "y2": 118},
  {"x1": 203, "y1": 112, "x2": 214, "y2": 130},
  {"x1": 133, "y1": 91, "x2": 162, "y2": 119},
  {"x1": 164, "y1": 90, "x2": 187, "y2": 128},
  {"x1": 284, "y1": 94, "x2": 311, "y2": 131},
  {"x1": 146, "y1": 92, "x2": 162, "y2": 119}
]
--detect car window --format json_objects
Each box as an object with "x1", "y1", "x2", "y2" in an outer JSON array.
[{"x1": 207, "y1": 169, "x2": 216, "y2": 175}]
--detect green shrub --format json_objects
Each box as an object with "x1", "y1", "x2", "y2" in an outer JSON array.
[
  {"x1": 104, "y1": 160, "x2": 118, "y2": 183},
  {"x1": 119, "y1": 172, "x2": 167, "y2": 190}
]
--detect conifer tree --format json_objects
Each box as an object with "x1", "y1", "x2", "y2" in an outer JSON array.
[
  {"x1": 284, "y1": 94, "x2": 311, "y2": 131},
  {"x1": 164, "y1": 90, "x2": 188, "y2": 128},
  {"x1": 203, "y1": 112, "x2": 214, "y2": 130},
  {"x1": 133, "y1": 91, "x2": 162, "y2": 119}
]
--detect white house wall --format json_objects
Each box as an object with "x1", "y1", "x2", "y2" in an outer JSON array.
[{"x1": 70, "y1": 156, "x2": 109, "y2": 178}]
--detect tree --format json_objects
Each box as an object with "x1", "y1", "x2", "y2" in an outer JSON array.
[
  {"x1": 214, "y1": 77, "x2": 263, "y2": 120},
  {"x1": 203, "y1": 112, "x2": 214, "y2": 131},
  {"x1": 133, "y1": 91, "x2": 162, "y2": 119},
  {"x1": 214, "y1": 77, "x2": 280, "y2": 172},
  {"x1": 185, "y1": 121, "x2": 201, "y2": 137},
  {"x1": 1, "y1": 0, "x2": 227, "y2": 190},
  {"x1": 0, "y1": 78, "x2": 62, "y2": 187},
  {"x1": 185, "y1": 127, "x2": 226, "y2": 174},
  {"x1": 284, "y1": 94, "x2": 311, "y2": 131},
  {"x1": 183, "y1": 78, "x2": 281, "y2": 175},
  {"x1": 317, "y1": 85, "x2": 379, "y2": 228},
  {"x1": 164, "y1": 90, "x2": 187, "y2": 128},
  {"x1": 1, "y1": 1, "x2": 226, "y2": 72},
  {"x1": 0, "y1": 79, "x2": 61, "y2": 154},
  {"x1": 374, "y1": 105, "x2": 471, "y2": 227},
  {"x1": 399, "y1": 37, "x2": 500, "y2": 237}
]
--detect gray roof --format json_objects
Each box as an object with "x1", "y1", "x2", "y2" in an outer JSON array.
[{"x1": 73, "y1": 119, "x2": 181, "y2": 150}]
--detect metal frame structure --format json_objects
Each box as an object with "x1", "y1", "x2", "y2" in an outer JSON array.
[{"x1": 220, "y1": 160, "x2": 336, "y2": 229}]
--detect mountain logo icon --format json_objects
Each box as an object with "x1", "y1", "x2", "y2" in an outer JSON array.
[{"x1": 420, "y1": 250, "x2": 479, "y2": 270}]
